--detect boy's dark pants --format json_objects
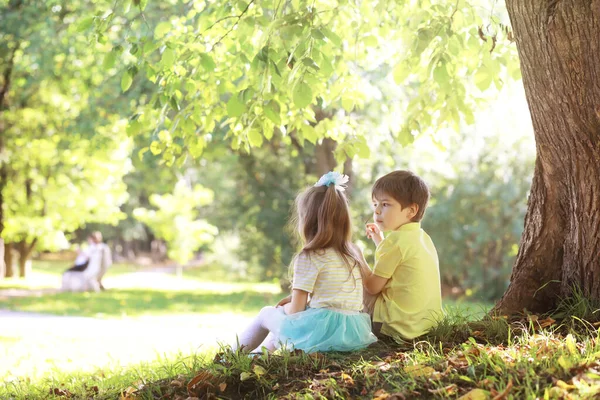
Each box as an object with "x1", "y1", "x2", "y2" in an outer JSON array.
[{"x1": 364, "y1": 290, "x2": 384, "y2": 338}]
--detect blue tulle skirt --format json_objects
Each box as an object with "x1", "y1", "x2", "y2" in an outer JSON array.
[{"x1": 279, "y1": 307, "x2": 377, "y2": 353}]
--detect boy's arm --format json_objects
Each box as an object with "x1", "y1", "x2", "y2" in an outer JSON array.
[{"x1": 363, "y1": 235, "x2": 402, "y2": 295}]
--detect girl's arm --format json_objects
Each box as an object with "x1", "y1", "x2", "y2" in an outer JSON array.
[
  {"x1": 283, "y1": 289, "x2": 309, "y2": 315},
  {"x1": 276, "y1": 295, "x2": 292, "y2": 307},
  {"x1": 350, "y1": 242, "x2": 389, "y2": 295}
]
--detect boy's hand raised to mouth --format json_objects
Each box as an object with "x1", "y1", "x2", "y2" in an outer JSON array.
[{"x1": 366, "y1": 223, "x2": 384, "y2": 246}]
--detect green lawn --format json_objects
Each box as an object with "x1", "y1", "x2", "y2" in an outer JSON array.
[{"x1": 0, "y1": 260, "x2": 491, "y2": 319}]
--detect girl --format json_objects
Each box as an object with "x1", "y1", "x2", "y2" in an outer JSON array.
[{"x1": 234, "y1": 172, "x2": 377, "y2": 353}]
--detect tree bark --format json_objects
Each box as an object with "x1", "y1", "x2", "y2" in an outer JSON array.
[
  {"x1": 3, "y1": 241, "x2": 13, "y2": 277},
  {"x1": 16, "y1": 239, "x2": 36, "y2": 278},
  {"x1": 495, "y1": 0, "x2": 600, "y2": 314}
]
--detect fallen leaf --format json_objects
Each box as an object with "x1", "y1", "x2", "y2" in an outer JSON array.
[
  {"x1": 458, "y1": 388, "x2": 490, "y2": 400},
  {"x1": 538, "y1": 317, "x2": 556, "y2": 328},
  {"x1": 119, "y1": 386, "x2": 137, "y2": 400},
  {"x1": 373, "y1": 388, "x2": 389, "y2": 399},
  {"x1": 50, "y1": 388, "x2": 72, "y2": 398},
  {"x1": 403, "y1": 364, "x2": 435, "y2": 378},
  {"x1": 240, "y1": 372, "x2": 252, "y2": 381},
  {"x1": 341, "y1": 372, "x2": 354, "y2": 385},
  {"x1": 387, "y1": 393, "x2": 406, "y2": 400},
  {"x1": 428, "y1": 384, "x2": 458, "y2": 395},
  {"x1": 527, "y1": 314, "x2": 539, "y2": 322},
  {"x1": 556, "y1": 380, "x2": 576, "y2": 390},
  {"x1": 187, "y1": 370, "x2": 218, "y2": 396},
  {"x1": 565, "y1": 334, "x2": 578, "y2": 355},
  {"x1": 253, "y1": 365, "x2": 267, "y2": 378}
]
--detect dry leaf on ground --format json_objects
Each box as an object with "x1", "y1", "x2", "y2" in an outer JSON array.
[{"x1": 458, "y1": 388, "x2": 490, "y2": 400}]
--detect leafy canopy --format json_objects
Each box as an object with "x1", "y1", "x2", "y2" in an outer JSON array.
[{"x1": 83, "y1": 0, "x2": 517, "y2": 163}]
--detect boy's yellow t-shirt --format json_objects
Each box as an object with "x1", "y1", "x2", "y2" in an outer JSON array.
[{"x1": 372, "y1": 222, "x2": 442, "y2": 339}]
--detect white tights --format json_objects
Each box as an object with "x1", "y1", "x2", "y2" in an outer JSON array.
[{"x1": 233, "y1": 306, "x2": 286, "y2": 352}]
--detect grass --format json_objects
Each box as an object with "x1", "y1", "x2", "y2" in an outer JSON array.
[
  {"x1": 114, "y1": 313, "x2": 600, "y2": 400},
  {"x1": 4, "y1": 312, "x2": 598, "y2": 399},
  {"x1": 0, "y1": 260, "x2": 281, "y2": 317},
  {"x1": 0, "y1": 260, "x2": 283, "y2": 385},
  {"x1": 16, "y1": 260, "x2": 594, "y2": 399},
  {"x1": 0, "y1": 289, "x2": 280, "y2": 317}
]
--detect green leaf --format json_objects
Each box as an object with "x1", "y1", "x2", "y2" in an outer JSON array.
[
  {"x1": 143, "y1": 41, "x2": 160, "y2": 55},
  {"x1": 356, "y1": 137, "x2": 371, "y2": 158},
  {"x1": 322, "y1": 27, "x2": 342, "y2": 47},
  {"x1": 293, "y1": 82, "x2": 313, "y2": 108},
  {"x1": 150, "y1": 141, "x2": 162, "y2": 155},
  {"x1": 139, "y1": 0, "x2": 148, "y2": 11},
  {"x1": 433, "y1": 62, "x2": 450, "y2": 88},
  {"x1": 393, "y1": 63, "x2": 409, "y2": 84},
  {"x1": 227, "y1": 95, "x2": 246, "y2": 117},
  {"x1": 121, "y1": 71, "x2": 133, "y2": 92},
  {"x1": 311, "y1": 29, "x2": 325, "y2": 40},
  {"x1": 474, "y1": 66, "x2": 492, "y2": 91},
  {"x1": 154, "y1": 22, "x2": 173, "y2": 39},
  {"x1": 138, "y1": 147, "x2": 149, "y2": 161},
  {"x1": 161, "y1": 48, "x2": 176, "y2": 68},
  {"x1": 169, "y1": 96, "x2": 180, "y2": 111},
  {"x1": 301, "y1": 57, "x2": 319, "y2": 70},
  {"x1": 362, "y1": 34, "x2": 378, "y2": 47},
  {"x1": 302, "y1": 125, "x2": 317, "y2": 144},
  {"x1": 414, "y1": 28, "x2": 434, "y2": 56},
  {"x1": 341, "y1": 96, "x2": 354, "y2": 112},
  {"x1": 264, "y1": 100, "x2": 281, "y2": 125},
  {"x1": 188, "y1": 136, "x2": 205, "y2": 158},
  {"x1": 76, "y1": 17, "x2": 95, "y2": 32},
  {"x1": 127, "y1": 120, "x2": 142, "y2": 135},
  {"x1": 102, "y1": 51, "x2": 117, "y2": 70},
  {"x1": 248, "y1": 130, "x2": 264, "y2": 147},
  {"x1": 398, "y1": 128, "x2": 415, "y2": 146},
  {"x1": 200, "y1": 53, "x2": 216, "y2": 71},
  {"x1": 509, "y1": 64, "x2": 522, "y2": 80}
]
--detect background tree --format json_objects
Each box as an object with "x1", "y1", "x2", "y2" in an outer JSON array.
[
  {"x1": 0, "y1": 0, "x2": 135, "y2": 276},
  {"x1": 133, "y1": 180, "x2": 218, "y2": 265}
]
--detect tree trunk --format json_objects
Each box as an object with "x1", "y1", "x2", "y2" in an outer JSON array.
[
  {"x1": 16, "y1": 239, "x2": 36, "y2": 278},
  {"x1": 3, "y1": 241, "x2": 13, "y2": 277},
  {"x1": 495, "y1": 0, "x2": 600, "y2": 314}
]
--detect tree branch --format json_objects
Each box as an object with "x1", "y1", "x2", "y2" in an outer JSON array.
[{"x1": 209, "y1": 0, "x2": 256, "y2": 50}]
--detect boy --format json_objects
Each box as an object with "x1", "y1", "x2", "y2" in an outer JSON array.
[{"x1": 362, "y1": 170, "x2": 442, "y2": 339}]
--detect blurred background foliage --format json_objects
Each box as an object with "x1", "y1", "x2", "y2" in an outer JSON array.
[{"x1": 0, "y1": 0, "x2": 534, "y2": 302}]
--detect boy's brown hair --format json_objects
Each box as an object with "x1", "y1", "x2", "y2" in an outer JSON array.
[{"x1": 371, "y1": 170, "x2": 430, "y2": 222}]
